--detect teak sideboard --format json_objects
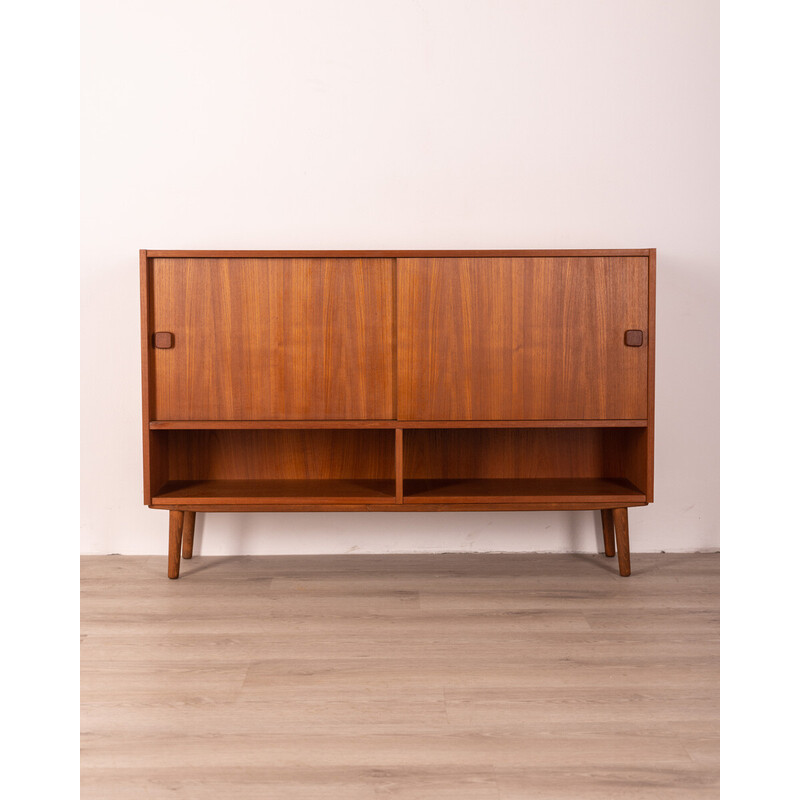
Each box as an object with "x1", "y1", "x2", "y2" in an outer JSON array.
[{"x1": 140, "y1": 249, "x2": 655, "y2": 578}]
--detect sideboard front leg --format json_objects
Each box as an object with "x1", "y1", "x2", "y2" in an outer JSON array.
[
  {"x1": 168, "y1": 510, "x2": 184, "y2": 579},
  {"x1": 182, "y1": 511, "x2": 196, "y2": 559},
  {"x1": 611, "y1": 507, "x2": 631, "y2": 577},
  {"x1": 600, "y1": 509, "x2": 616, "y2": 557}
]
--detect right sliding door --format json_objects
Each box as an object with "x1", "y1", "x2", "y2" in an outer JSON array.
[{"x1": 397, "y1": 257, "x2": 649, "y2": 420}]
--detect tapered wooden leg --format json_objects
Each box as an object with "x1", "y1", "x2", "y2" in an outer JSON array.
[
  {"x1": 600, "y1": 509, "x2": 615, "y2": 557},
  {"x1": 182, "y1": 511, "x2": 196, "y2": 559},
  {"x1": 612, "y1": 507, "x2": 631, "y2": 577},
  {"x1": 168, "y1": 510, "x2": 184, "y2": 579}
]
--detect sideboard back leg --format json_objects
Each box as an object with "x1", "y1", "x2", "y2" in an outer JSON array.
[
  {"x1": 168, "y1": 510, "x2": 185, "y2": 579},
  {"x1": 611, "y1": 507, "x2": 631, "y2": 577},
  {"x1": 600, "y1": 509, "x2": 616, "y2": 557},
  {"x1": 182, "y1": 511, "x2": 196, "y2": 559}
]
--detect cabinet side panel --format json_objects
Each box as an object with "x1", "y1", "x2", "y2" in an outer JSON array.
[
  {"x1": 140, "y1": 251, "x2": 154, "y2": 503},
  {"x1": 151, "y1": 258, "x2": 394, "y2": 420},
  {"x1": 602, "y1": 428, "x2": 648, "y2": 494},
  {"x1": 647, "y1": 249, "x2": 656, "y2": 502},
  {"x1": 148, "y1": 431, "x2": 169, "y2": 497}
]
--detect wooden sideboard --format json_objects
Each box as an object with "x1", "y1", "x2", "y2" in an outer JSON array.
[{"x1": 140, "y1": 249, "x2": 655, "y2": 578}]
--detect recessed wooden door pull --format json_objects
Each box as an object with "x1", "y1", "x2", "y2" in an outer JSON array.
[
  {"x1": 153, "y1": 332, "x2": 174, "y2": 349},
  {"x1": 624, "y1": 330, "x2": 644, "y2": 347}
]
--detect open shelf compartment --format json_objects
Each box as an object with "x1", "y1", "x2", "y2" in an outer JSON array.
[
  {"x1": 149, "y1": 429, "x2": 396, "y2": 505},
  {"x1": 401, "y1": 427, "x2": 648, "y2": 504}
]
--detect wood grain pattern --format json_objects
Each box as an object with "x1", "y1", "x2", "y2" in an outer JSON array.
[
  {"x1": 140, "y1": 251, "x2": 154, "y2": 503},
  {"x1": 159, "y1": 429, "x2": 395, "y2": 482},
  {"x1": 624, "y1": 329, "x2": 644, "y2": 347},
  {"x1": 403, "y1": 427, "x2": 647, "y2": 485},
  {"x1": 403, "y1": 478, "x2": 644, "y2": 504},
  {"x1": 601, "y1": 427, "x2": 648, "y2": 496},
  {"x1": 404, "y1": 428, "x2": 608, "y2": 480},
  {"x1": 81, "y1": 552, "x2": 718, "y2": 798},
  {"x1": 647, "y1": 249, "x2": 657, "y2": 502},
  {"x1": 147, "y1": 427, "x2": 648, "y2": 510},
  {"x1": 145, "y1": 431, "x2": 169, "y2": 507},
  {"x1": 613, "y1": 507, "x2": 631, "y2": 577},
  {"x1": 144, "y1": 249, "x2": 653, "y2": 258},
  {"x1": 153, "y1": 478, "x2": 644, "y2": 505},
  {"x1": 149, "y1": 419, "x2": 649, "y2": 430},
  {"x1": 152, "y1": 429, "x2": 397, "y2": 505},
  {"x1": 151, "y1": 258, "x2": 393, "y2": 420},
  {"x1": 601, "y1": 509, "x2": 616, "y2": 557},
  {"x1": 151, "y1": 502, "x2": 647, "y2": 512},
  {"x1": 181, "y1": 511, "x2": 196, "y2": 559},
  {"x1": 397, "y1": 257, "x2": 649, "y2": 420},
  {"x1": 155, "y1": 479, "x2": 396, "y2": 504},
  {"x1": 167, "y1": 510, "x2": 183, "y2": 579},
  {"x1": 152, "y1": 331, "x2": 174, "y2": 349},
  {"x1": 395, "y1": 428, "x2": 403, "y2": 503},
  {"x1": 139, "y1": 249, "x2": 656, "y2": 572}
]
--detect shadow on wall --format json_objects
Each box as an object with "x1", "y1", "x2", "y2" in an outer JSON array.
[{"x1": 187, "y1": 509, "x2": 614, "y2": 556}]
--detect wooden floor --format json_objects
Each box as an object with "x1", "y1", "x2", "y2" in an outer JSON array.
[{"x1": 81, "y1": 553, "x2": 719, "y2": 799}]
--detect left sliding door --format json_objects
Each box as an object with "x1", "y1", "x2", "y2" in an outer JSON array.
[{"x1": 149, "y1": 257, "x2": 394, "y2": 420}]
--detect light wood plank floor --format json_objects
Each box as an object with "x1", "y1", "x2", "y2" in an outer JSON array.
[{"x1": 81, "y1": 553, "x2": 719, "y2": 799}]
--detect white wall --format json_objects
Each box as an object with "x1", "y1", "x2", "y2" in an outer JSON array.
[{"x1": 81, "y1": 0, "x2": 719, "y2": 555}]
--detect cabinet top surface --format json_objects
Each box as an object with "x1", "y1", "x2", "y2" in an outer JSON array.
[{"x1": 142, "y1": 249, "x2": 655, "y2": 258}]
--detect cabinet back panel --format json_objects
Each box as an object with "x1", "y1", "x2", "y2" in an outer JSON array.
[
  {"x1": 398, "y1": 257, "x2": 648, "y2": 420},
  {"x1": 151, "y1": 258, "x2": 394, "y2": 420},
  {"x1": 404, "y1": 428, "x2": 645, "y2": 484},
  {"x1": 163, "y1": 430, "x2": 395, "y2": 481}
]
